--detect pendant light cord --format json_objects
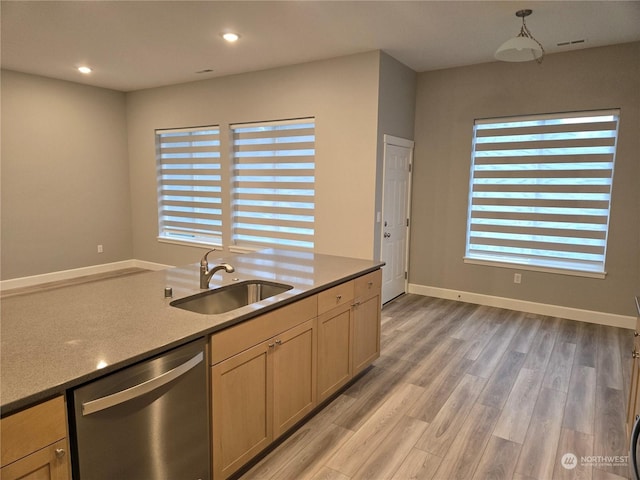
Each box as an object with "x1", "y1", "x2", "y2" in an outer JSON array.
[{"x1": 520, "y1": 16, "x2": 545, "y2": 64}]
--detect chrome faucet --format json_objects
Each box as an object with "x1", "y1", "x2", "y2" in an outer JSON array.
[{"x1": 199, "y1": 249, "x2": 235, "y2": 289}]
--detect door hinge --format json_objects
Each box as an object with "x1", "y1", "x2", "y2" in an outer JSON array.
[
  {"x1": 404, "y1": 271, "x2": 408, "y2": 280},
  {"x1": 406, "y1": 218, "x2": 409, "y2": 227},
  {"x1": 409, "y1": 163, "x2": 412, "y2": 172}
]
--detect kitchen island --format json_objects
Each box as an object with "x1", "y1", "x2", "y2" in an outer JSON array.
[
  {"x1": 1, "y1": 248, "x2": 383, "y2": 479},
  {"x1": 1, "y1": 248, "x2": 383, "y2": 415}
]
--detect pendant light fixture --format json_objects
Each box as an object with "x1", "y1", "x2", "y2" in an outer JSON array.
[{"x1": 495, "y1": 9, "x2": 544, "y2": 63}]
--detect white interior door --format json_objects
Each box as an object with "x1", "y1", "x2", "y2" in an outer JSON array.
[{"x1": 381, "y1": 136, "x2": 413, "y2": 304}]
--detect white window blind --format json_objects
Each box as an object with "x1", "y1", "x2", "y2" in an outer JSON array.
[
  {"x1": 465, "y1": 109, "x2": 620, "y2": 277},
  {"x1": 156, "y1": 126, "x2": 222, "y2": 245},
  {"x1": 231, "y1": 118, "x2": 315, "y2": 250}
]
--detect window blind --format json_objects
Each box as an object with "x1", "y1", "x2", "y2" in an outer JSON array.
[
  {"x1": 156, "y1": 126, "x2": 222, "y2": 245},
  {"x1": 465, "y1": 110, "x2": 620, "y2": 276},
  {"x1": 231, "y1": 118, "x2": 315, "y2": 250}
]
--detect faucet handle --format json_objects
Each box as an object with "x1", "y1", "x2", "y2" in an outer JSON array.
[{"x1": 201, "y1": 248, "x2": 216, "y2": 266}]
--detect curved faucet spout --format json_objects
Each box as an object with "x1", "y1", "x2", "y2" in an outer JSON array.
[
  {"x1": 200, "y1": 249, "x2": 216, "y2": 267},
  {"x1": 199, "y1": 249, "x2": 235, "y2": 289}
]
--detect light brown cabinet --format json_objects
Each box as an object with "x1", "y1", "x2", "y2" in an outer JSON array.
[
  {"x1": 317, "y1": 270, "x2": 382, "y2": 400},
  {"x1": 317, "y1": 302, "x2": 353, "y2": 401},
  {"x1": 212, "y1": 339, "x2": 272, "y2": 479},
  {"x1": 272, "y1": 319, "x2": 317, "y2": 437},
  {"x1": 316, "y1": 280, "x2": 355, "y2": 402},
  {"x1": 209, "y1": 270, "x2": 381, "y2": 479},
  {"x1": 352, "y1": 270, "x2": 382, "y2": 375},
  {"x1": 210, "y1": 297, "x2": 317, "y2": 480},
  {"x1": 0, "y1": 396, "x2": 70, "y2": 480}
]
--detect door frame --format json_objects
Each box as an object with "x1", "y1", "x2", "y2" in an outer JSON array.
[{"x1": 381, "y1": 134, "x2": 414, "y2": 304}]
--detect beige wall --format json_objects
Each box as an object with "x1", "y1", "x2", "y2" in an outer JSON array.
[
  {"x1": 374, "y1": 52, "x2": 417, "y2": 260},
  {"x1": 410, "y1": 42, "x2": 640, "y2": 316},
  {"x1": 126, "y1": 52, "x2": 382, "y2": 267},
  {"x1": 1, "y1": 51, "x2": 409, "y2": 279},
  {"x1": 1, "y1": 70, "x2": 132, "y2": 280},
  {"x1": 5, "y1": 42, "x2": 635, "y2": 320}
]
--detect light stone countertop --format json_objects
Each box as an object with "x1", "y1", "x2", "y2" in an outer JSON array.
[{"x1": 0, "y1": 248, "x2": 383, "y2": 415}]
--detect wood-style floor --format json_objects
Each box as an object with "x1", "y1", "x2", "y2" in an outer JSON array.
[{"x1": 240, "y1": 294, "x2": 633, "y2": 480}]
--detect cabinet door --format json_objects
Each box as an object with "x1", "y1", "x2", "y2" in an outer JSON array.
[
  {"x1": 212, "y1": 341, "x2": 273, "y2": 480},
  {"x1": 1, "y1": 396, "x2": 67, "y2": 469},
  {"x1": 273, "y1": 319, "x2": 317, "y2": 438},
  {"x1": 317, "y1": 303, "x2": 352, "y2": 402},
  {"x1": 0, "y1": 439, "x2": 70, "y2": 480},
  {"x1": 352, "y1": 294, "x2": 381, "y2": 375}
]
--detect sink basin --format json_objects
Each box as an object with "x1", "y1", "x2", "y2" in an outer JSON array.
[{"x1": 170, "y1": 280, "x2": 293, "y2": 315}]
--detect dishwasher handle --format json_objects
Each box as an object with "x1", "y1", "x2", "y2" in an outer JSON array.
[{"x1": 82, "y1": 351, "x2": 204, "y2": 416}]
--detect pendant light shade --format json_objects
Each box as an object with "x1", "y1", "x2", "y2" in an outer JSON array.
[
  {"x1": 495, "y1": 36, "x2": 543, "y2": 62},
  {"x1": 495, "y1": 9, "x2": 545, "y2": 63}
]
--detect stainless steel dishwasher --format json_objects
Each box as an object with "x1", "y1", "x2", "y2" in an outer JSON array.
[{"x1": 70, "y1": 338, "x2": 209, "y2": 480}]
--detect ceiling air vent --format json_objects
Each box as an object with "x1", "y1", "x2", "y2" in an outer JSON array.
[{"x1": 557, "y1": 39, "x2": 586, "y2": 47}]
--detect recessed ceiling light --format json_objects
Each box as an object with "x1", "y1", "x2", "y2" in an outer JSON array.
[
  {"x1": 222, "y1": 32, "x2": 240, "y2": 43},
  {"x1": 78, "y1": 66, "x2": 92, "y2": 74}
]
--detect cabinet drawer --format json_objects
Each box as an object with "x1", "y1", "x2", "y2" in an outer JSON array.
[
  {"x1": 1, "y1": 396, "x2": 67, "y2": 467},
  {"x1": 210, "y1": 295, "x2": 317, "y2": 365},
  {"x1": 354, "y1": 270, "x2": 382, "y2": 301},
  {"x1": 317, "y1": 281, "x2": 354, "y2": 315}
]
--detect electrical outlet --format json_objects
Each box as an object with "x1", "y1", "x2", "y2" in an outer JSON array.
[
  {"x1": 97, "y1": 244, "x2": 104, "y2": 254},
  {"x1": 514, "y1": 273, "x2": 522, "y2": 284}
]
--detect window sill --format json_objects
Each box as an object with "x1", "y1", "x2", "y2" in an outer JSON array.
[
  {"x1": 157, "y1": 236, "x2": 223, "y2": 249},
  {"x1": 463, "y1": 257, "x2": 607, "y2": 279},
  {"x1": 228, "y1": 245, "x2": 261, "y2": 254}
]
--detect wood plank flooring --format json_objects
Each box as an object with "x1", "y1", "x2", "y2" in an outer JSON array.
[{"x1": 240, "y1": 294, "x2": 633, "y2": 480}]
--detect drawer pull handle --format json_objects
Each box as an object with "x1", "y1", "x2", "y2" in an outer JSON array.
[
  {"x1": 635, "y1": 331, "x2": 639, "y2": 337},
  {"x1": 634, "y1": 350, "x2": 640, "y2": 359},
  {"x1": 268, "y1": 343, "x2": 275, "y2": 348},
  {"x1": 336, "y1": 295, "x2": 342, "y2": 301},
  {"x1": 368, "y1": 281, "x2": 373, "y2": 286},
  {"x1": 275, "y1": 339, "x2": 282, "y2": 346},
  {"x1": 55, "y1": 448, "x2": 66, "y2": 459},
  {"x1": 352, "y1": 301, "x2": 361, "y2": 308}
]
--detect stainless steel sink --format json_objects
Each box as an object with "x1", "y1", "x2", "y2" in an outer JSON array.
[{"x1": 170, "y1": 280, "x2": 293, "y2": 315}]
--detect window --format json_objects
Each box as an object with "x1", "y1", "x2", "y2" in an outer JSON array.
[
  {"x1": 231, "y1": 118, "x2": 315, "y2": 250},
  {"x1": 155, "y1": 119, "x2": 316, "y2": 250},
  {"x1": 156, "y1": 126, "x2": 222, "y2": 245},
  {"x1": 465, "y1": 109, "x2": 620, "y2": 277}
]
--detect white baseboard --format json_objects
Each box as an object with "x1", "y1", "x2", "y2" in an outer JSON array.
[
  {"x1": 0, "y1": 259, "x2": 173, "y2": 291},
  {"x1": 408, "y1": 283, "x2": 635, "y2": 330},
  {"x1": 130, "y1": 259, "x2": 175, "y2": 271}
]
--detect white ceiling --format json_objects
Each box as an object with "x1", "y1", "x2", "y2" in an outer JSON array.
[{"x1": 2, "y1": 1, "x2": 639, "y2": 92}]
